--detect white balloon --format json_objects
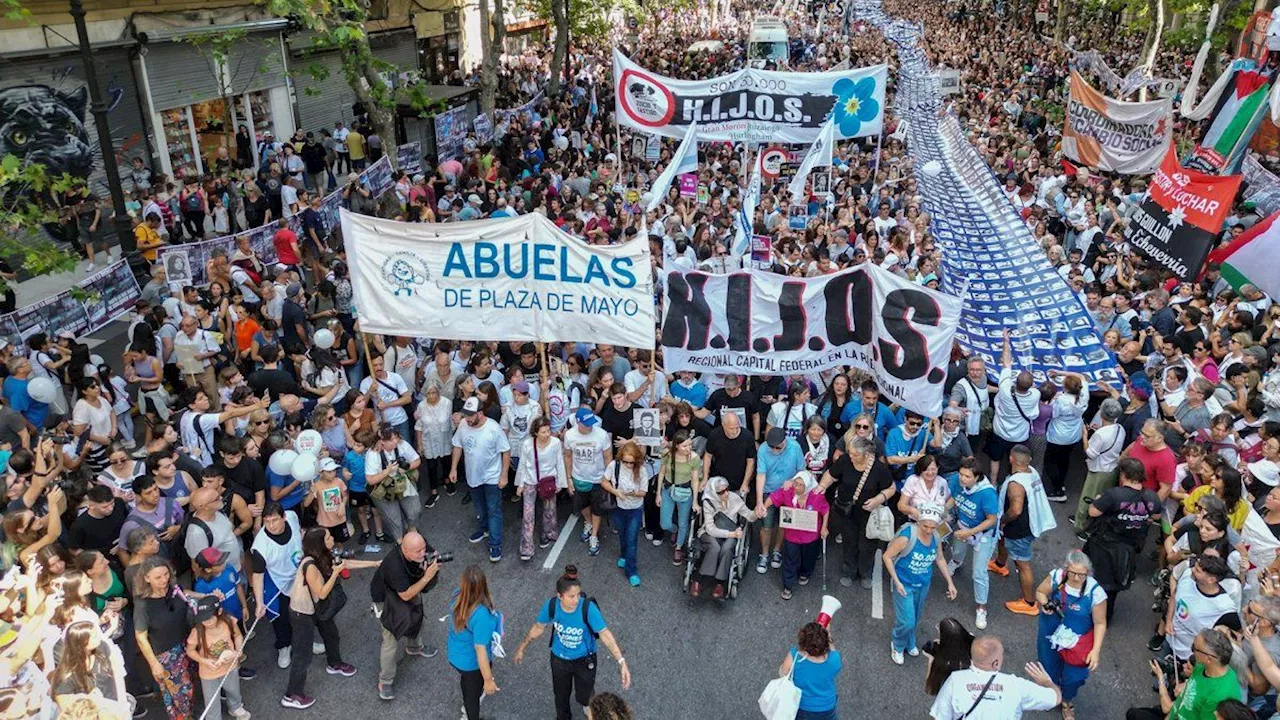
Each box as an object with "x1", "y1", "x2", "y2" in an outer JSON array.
[
  {"x1": 26, "y1": 377, "x2": 58, "y2": 404},
  {"x1": 294, "y1": 429, "x2": 323, "y2": 456},
  {"x1": 268, "y1": 449, "x2": 298, "y2": 476},
  {"x1": 313, "y1": 329, "x2": 335, "y2": 350},
  {"x1": 290, "y1": 453, "x2": 319, "y2": 484}
]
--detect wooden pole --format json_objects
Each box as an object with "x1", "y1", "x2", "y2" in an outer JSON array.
[
  {"x1": 538, "y1": 341, "x2": 550, "y2": 417},
  {"x1": 649, "y1": 347, "x2": 657, "y2": 407},
  {"x1": 359, "y1": 330, "x2": 384, "y2": 422}
]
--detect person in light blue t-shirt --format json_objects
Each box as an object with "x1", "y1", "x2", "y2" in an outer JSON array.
[
  {"x1": 447, "y1": 566, "x2": 501, "y2": 720},
  {"x1": 754, "y1": 428, "x2": 805, "y2": 574},
  {"x1": 512, "y1": 566, "x2": 631, "y2": 720},
  {"x1": 946, "y1": 458, "x2": 1001, "y2": 631},
  {"x1": 777, "y1": 622, "x2": 843, "y2": 719}
]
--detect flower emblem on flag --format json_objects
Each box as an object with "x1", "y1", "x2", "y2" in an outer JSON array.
[
  {"x1": 831, "y1": 76, "x2": 880, "y2": 136},
  {"x1": 381, "y1": 252, "x2": 430, "y2": 297}
]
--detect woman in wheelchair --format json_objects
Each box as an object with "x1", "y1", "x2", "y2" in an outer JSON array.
[{"x1": 690, "y1": 476, "x2": 757, "y2": 599}]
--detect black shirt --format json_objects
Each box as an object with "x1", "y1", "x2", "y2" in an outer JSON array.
[
  {"x1": 218, "y1": 457, "x2": 268, "y2": 506},
  {"x1": 704, "y1": 426, "x2": 756, "y2": 491},
  {"x1": 0, "y1": 406, "x2": 26, "y2": 448},
  {"x1": 248, "y1": 367, "x2": 303, "y2": 401},
  {"x1": 134, "y1": 594, "x2": 192, "y2": 651},
  {"x1": 703, "y1": 389, "x2": 760, "y2": 429},
  {"x1": 665, "y1": 416, "x2": 713, "y2": 442},
  {"x1": 747, "y1": 377, "x2": 785, "y2": 407},
  {"x1": 599, "y1": 402, "x2": 635, "y2": 441},
  {"x1": 68, "y1": 500, "x2": 129, "y2": 554},
  {"x1": 1090, "y1": 485, "x2": 1160, "y2": 545},
  {"x1": 827, "y1": 454, "x2": 894, "y2": 516},
  {"x1": 244, "y1": 196, "x2": 270, "y2": 228},
  {"x1": 281, "y1": 300, "x2": 307, "y2": 346},
  {"x1": 371, "y1": 547, "x2": 427, "y2": 605}
]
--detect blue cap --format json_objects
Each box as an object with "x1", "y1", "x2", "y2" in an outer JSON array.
[{"x1": 575, "y1": 407, "x2": 599, "y2": 427}]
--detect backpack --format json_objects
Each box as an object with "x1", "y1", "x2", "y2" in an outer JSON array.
[
  {"x1": 180, "y1": 410, "x2": 225, "y2": 461},
  {"x1": 184, "y1": 191, "x2": 202, "y2": 213},
  {"x1": 546, "y1": 595, "x2": 601, "y2": 652},
  {"x1": 182, "y1": 515, "x2": 214, "y2": 551}
]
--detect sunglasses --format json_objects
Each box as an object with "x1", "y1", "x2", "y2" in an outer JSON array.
[{"x1": 855, "y1": 424, "x2": 871, "y2": 430}]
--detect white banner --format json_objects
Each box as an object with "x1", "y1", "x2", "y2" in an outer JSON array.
[
  {"x1": 1063, "y1": 71, "x2": 1173, "y2": 175},
  {"x1": 613, "y1": 49, "x2": 886, "y2": 144},
  {"x1": 660, "y1": 265, "x2": 961, "y2": 416},
  {"x1": 341, "y1": 210, "x2": 656, "y2": 348}
]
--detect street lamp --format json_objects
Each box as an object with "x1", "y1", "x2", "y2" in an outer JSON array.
[{"x1": 68, "y1": 0, "x2": 136, "y2": 258}]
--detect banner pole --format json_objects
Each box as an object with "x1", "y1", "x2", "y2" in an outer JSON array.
[
  {"x1": 359, "y1": 330, "x2": 384, "y2": 422},
  {"x1": 538, "y1": 341, "x2": 550, "y2": 417},
  {"x1": 650, "y1": 346, "x2": 658, "y2": 407}
]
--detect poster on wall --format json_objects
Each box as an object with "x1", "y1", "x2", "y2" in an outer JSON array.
[{"x1": 79, "y1": 260, "x2": 141, "y2": 329}]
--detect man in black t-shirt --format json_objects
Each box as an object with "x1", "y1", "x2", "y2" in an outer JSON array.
[
  {"x1": 247, "y1": 345, "x2": 304, "y2": 401},
  {"x1": 598, "y1": 383, "x2": 636, "y2": 448},
  {"x1": 819, "y1": 435, "x2": 895, "y2": 587},
  {"x1": 216, "y1": 436, "x2": 268, "y2": 514},
  {"x1": 371, "y1": 531, "x2": 440, "y2": 699},
  {"x1": 1085, "y1": 456, "x2": 1159, "y2": 620},
  {"x1": 699, "y1": 375, "x2": 760, "y2": 439},
  {"x1": 702, "y1": 412, "x2": 756, "y2": 492},
  {"x1": 68, "y1": 485, "x2": 129, "y2": 558}
]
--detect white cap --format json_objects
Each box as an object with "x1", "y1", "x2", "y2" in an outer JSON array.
[{"x1": 1250, "y1": 459, "x2": 1280, "y2": 488}]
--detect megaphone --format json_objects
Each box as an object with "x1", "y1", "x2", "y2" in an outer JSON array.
[{"x1": 816, "y1": 595, "x2": 841, "y2": 629}]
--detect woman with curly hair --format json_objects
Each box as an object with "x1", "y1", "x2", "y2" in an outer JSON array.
[{"x1": 776, "y1": 621, "x2": 843, "y2": 719}]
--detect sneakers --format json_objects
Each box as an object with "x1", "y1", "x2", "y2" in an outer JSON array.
[
  {"x1": 461, "y1": 493, "x2": 472, "y2": 505},
  {"x1": 446, "y1": 484, "x2": 458, "y2": 496},
  {"x1": 712, "y1": 583, "x2": 725, "y2": 600},
  {"x1": 326, "y1": 663, "x2": 357, "y2": 677},
  {"x1": 520, "y1": 554, "x2": 534, "y2": 561},
  {"x1": 588, "y1": 536, "x2": 600, "y2": 556},
  {"x1": 237, "y1": 666, "x2": 257, "y2": 680},
  {"x1": 947, "y1": 560, "x2": 962, "y2": 576},
  {"x1": 987, "y1": 560, "x2": 1010, "y2": 577},
  {"x1": 424, "y1": 494, "x2": 438, "y2": 509},
  {"x1": 770, "y1": 551, "x2": 783, "y2": 569},
  {"x1": 358, "y1": 531, "x2": 370, "y2": 544},
  {"x1": 132, "y1": 706, "x2": 149, "y2": 719},
  {"x1": 539, "y1": 536, "x2": 554, "y2": 549},
  {"x1": 405, "y1": 644, "x2": 438, "y2": 658},
  {"x1": 617, "y1": 558, "x2": 626, "y2": 569},
  {"x1": 281, "y1": 694, "x2": 315, "y2": 709},
  {"x1": 375, "y1": 532, "x2": 389, "y2": 543},
  {"x1": 908, "y1": 646, "x2": 920, "y2": 657},
  {"x1": 781, "y1": 588, "x2": 793, "y2": 600},
  {"x1": 580, "y1": 527, "x2": 592, "y2": 542},
  {"x1": 489, "y1": 548, "x2": 502, "y2": 563},
  {"x1": 1005, "y1": 598, "x2": 1039, "y2": 616},
  {"x1": 975, "y1": 608, "x2": 988, "y2": 630},
  {"x1": 673, "y1": 548, "x2": 685, "y2": 564},
  {"x1": 798, "y1": 575, "x2": 810, "y2": 586},
  {"x1": 469, "y1": 530, "x2": 489, "y2": 544},
  {"x1": 645, "y1": 531, "x2": 655, "y2": 541},
  {"x1": 690, "y1": 580, "x2": 702, "y2": 598},
  {"x1": 860, "y1": 578, "x2": 873, "y2": 589},
  {"x1": 229, "y1": 708, "x2": 250, "y2": 720},
  {"x1": 312, "y1": 641, "x2": 325, "y2": 656},
  {"x1": 839, "y1": 576, "x2": 853, "y2": 587},
  {"x1": 890, "y1": 645, "x2": 904, "y2": 665},
  {"x1": 378, "y1": 683, "x2": 395, "y2": 701},
  {"x1": 835, "y1": 533, "x2": 843, "y2": 544},
  {"x1": 756, "y1": 555, "x2": 769, "y2": 574},
  {"x1": 1148, "y1": 635, "x2": 1165, "y2": 652},
  {"x1": 277, "y1": 647, "x2": 291, "y2": 669},
  {"x1": 628, "y1": 575, "x2": 641, "y2": 587},
  {"x1": 1047, "y1": 493, "x2": 1068, "y2": 503}
]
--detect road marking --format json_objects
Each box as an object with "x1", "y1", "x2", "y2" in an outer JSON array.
[
  {"x1": 871, "y1": 548, "x2": 884, "y2": 620},
  {"x1": 542, "y1": 514, "x2": 578, "y2": 571}
]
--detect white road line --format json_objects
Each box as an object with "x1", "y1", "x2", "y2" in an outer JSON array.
[
  {"x1": 871, "y1": 548, "x2": 884, "y2": 620},
  {"x1": 542, "y1": 514, "x2": 578, "y2": 571}
]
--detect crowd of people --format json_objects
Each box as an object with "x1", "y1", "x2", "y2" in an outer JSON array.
[{"x1": 11, "y1": 0, "x2": 1280, "y2": 717}]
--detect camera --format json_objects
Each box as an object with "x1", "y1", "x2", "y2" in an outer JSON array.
[
  {"x1": 1040, "y1": 597, "x2": 1061, "y2": 616},
  {"x1": 428, "y1": 551, "x2": 454, "y2": 565},
  {"x1": 1152, "y1": 652, "x2": 1181, "y2": 695}
]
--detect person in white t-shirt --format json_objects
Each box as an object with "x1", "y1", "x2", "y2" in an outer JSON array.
[
  {"x1": 931, "y1": 636, "x2": 1060, "y2": 719},
  {"x1": 450, "y1": 397, "x2": 511, "y2": 562},
  {"x1": 360, "y1": 355, "x2": 412, "y2": 441},
  {"x1": 179, "y1": 387, "x2": 268, "y2": 466},
  {"x1": 563, "y1": 408, "x2": 613, "y2": 557},
  {"x1": 623, "y1": 356, "x2": 668, "y2": 408},
  {"x1": 364, "y1": 426, "x2": 422, "y2": 542},
  {"x1": 501, "y1": 381, "x2": 541, "y2": 473}
]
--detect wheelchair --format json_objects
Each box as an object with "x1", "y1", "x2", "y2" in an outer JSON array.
[{"x1": 681, "y1": 507, "x2": 753, "y2": 600}]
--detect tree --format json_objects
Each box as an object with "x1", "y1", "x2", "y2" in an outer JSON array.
[
  {"x1": 0, "y1": 156, "x2": 82, "y2": 294},
  {"x1": 1055, "y1": 0, "x2": 1071, "y2": 42},
  {"x1": 478, "y1": 0, "x2": 507, "y2": 113}
]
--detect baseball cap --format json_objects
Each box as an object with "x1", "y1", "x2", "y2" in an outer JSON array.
[
  {"x1": 286, "y1": 283, "x2": 303, "y2": 298},
  {"x1": 766, "y1": 427, "x2": 787, "y2": 448},
  {"x1": 461, "y1": 397, "x2": 481, "y2": 416},
  {"x1": 575, "y1": 407, "x2": 599, "y2": 427},
  {"x1": 193, "y1": 595, "x2": 221, "y2": 624},
  {"x1": 195, "y1": 547, "x2": 229, "y2": 570},
  {"x1": 320, "y1": 458, "x2": 339, "y2": 472},
  {"x1": 513, "y1": 381, "x2": 531, "y2": 394},
  {"x1": 468, "y1": 194, "x2": 482, "y2": 204},
  {"x1": 1250, "y1": 459, "x2": 1280, "y2": 488}
]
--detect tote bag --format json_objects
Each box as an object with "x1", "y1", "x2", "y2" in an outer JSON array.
[{"x1": 758, "y1": 654, "x2": 803, "y2": 720}]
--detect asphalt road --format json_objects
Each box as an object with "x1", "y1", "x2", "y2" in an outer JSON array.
[{"x1": 162, "y1": 482, "x2": 1159, "y2": 720}]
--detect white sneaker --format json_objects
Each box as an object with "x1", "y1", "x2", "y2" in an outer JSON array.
[
  {"x1": 975, "y1": 608, "x2": 988, "y2": 630},
  {"x1": 890, "y1": 645, "x2": 904, "y2": 665},
  {"x1": 229, "y1": 709, "x2": 251, "y2": 720},
  {"x1": 277, "y1": 647, "x2": 291, "y2": 669},
  {"x1": 907, "y1": 646, "x2": 920, "y2": 657},
  {"x1": 947, "y1": 560, "x2": 962, "y2": 575},
  {"x1": 312, "y1": 641, "x2": 325, "y2": 655}
]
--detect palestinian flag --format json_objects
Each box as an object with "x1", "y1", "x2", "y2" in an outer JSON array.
[
  {"x1": 1207, "y1": 209, "x2": 1280, "y2": 298},
  {"x1": 1186, "y1": 66, "x2": 1275, "y2": 174}
]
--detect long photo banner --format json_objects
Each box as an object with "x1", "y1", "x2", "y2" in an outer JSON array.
[
  {"x1": 341, "y1": 209, "x2": 656, "y2": 348},
  {"x1": 660, "y1": 264, "x2": 961, "y2": 417},
  {"x1": 613, "y1": 49, "x2": 887, "y2": 144},
  {"x1": 156, "y1": 153, "x2": 396, "y2": 287},
  {"x1": 0, "y1": 259, "x2": 140, "y2": 352}
]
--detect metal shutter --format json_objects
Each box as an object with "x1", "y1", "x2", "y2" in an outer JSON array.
[
  {"x1": 228, "y1": 33, "x2": 287, "y2": 94},
  {"x1": 372, "y1": 30, "x2": 419, "y2": 72},
  {"x1": 144, "y1": 42, "x2": 222, "y2": 110},
  {"x1": 293, "y1": 50, "x2": 356, "y2": 135}
]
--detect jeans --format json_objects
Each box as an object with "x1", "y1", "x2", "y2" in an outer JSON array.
[
  {"x1": 551, "y1": 654, "x2": 597, "y2": 720},
  {"x1": 659, "y1": 486, "x2": 693, "y2": 547},
  {"x1": 949, "y1": 533, "x2": 996, "y2": 605},
  {"x1": 891, "y1": 581, "x2": 931, "y2": 652},
  {"x1": 782, "y1": 539, "x2": 820, "y2": 590},
  {"x1": 198, "y1": 667, "x2": 244, "y2": 720},
  {"x1": 614, "y1": 507, "x2": 643, "y2": 577},
  {"x1": 473, "y1": 483, "x2": 504, "y2": 554}
]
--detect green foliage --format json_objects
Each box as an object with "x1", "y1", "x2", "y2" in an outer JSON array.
[
  {"x1": 519, "y1": 0, "x2": 693, "y2": 40},
  {"x1": 0, "y1": 154, "x2": 81, "y2": 291},
  {"x1": 2, "y1": 0, "x2": 31, "y2": 22}
]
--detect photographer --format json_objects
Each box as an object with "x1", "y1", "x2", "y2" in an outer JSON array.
[
  {"x1": 1033, "y1": 550, "x2": 1108, "y2": 720},
  {"x1": 342, "y1": 172, "x2": 376, "y2": 216},
  {"x1": 1127, "y1": 628, "x2": 1242, "y2": 719},
  {"x1": 371, "y1": 530, "x2": 441, "y2": 701}
]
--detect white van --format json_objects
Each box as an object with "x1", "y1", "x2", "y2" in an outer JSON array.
[{"x1": 747, "y1": 16, "x2": 789, "y2": 67}]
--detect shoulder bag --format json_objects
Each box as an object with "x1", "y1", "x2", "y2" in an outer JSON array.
[
  {"x1": 758, "y1": 653, "x2": 803, "y2": 720},
  {"x1": 960, "y1": 673, "x2": 998, "y2": 718},
  {"x1": 966, "y1": 380, "x2": 994, "y2": 435},
  {"x1": 592, "y1": 463, "x2": 621, "y2": 513},
  {"x1": 370, "y1": 449, "x2": 409, "y2": 502},
  {"x1": 533, "y1": 441, "x2": 558, "y2": 500},
  {"x1": 862, "y1": 465, "x2": 896, "y2": 542}
]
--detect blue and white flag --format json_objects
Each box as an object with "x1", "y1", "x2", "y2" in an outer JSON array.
[
  {"x1": 789, "y1": 117, "x2": 836, "y2": 205},
  {"x1": 733, "y1": 150, "x2": 763, "y2": 256},
  {"x1": 646, "y1": 120, "x2": 699, "y2": 212}
]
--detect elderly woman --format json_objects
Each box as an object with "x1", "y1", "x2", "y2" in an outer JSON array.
[
  {"x1": 897, "y1": 456, "x2": 950, "y2": 524},
  {"x1": 927, "y1": 408, "x2": 972, "y2": 484},
  {"x1": 691, "y1": 476, "x2": 757, "y2": 599},
  {"x1": 1074, "y1": 398, "x2": 1126, "y2": 534},
  {"x1": 761, "y1": 471, "x2": 830, "y2": 601},
  {"x1": 1035, "y1": 550, "x2": 1108, "y2": 720},
  {"x1": 415, "y1": 379, "x2": 453, "y2": 508},
  {"x1": 884, "y1": 503, "x2": 957, "y2": 665}
]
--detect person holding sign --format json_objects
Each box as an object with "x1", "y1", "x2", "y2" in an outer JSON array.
[
  {"x1": 883, "y1": 503, "x2": 957, "y2": 665},
  {"x1": 760, "y1": 471, "x2": 830, "y2": 601}
]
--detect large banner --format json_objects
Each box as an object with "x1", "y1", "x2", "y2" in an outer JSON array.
[
  {"x1": 613, "y1": 49, "x2": 886, "y2": 144},
  {"x1": 1123, "y1": 147, "x2": 1241, "y2": 279},
  {"x1": 1063, "y1": 71, "x2": 1172, "y2": 175},
  {"x1": 660, "y1": 265, "x2": 961, "y2": 416},
  {"x1": 341, "y1": 210, "x2": 655, "y2": 348},
  {"x1": 0, "y1": 259, "x2": 140, "y2": 352}
]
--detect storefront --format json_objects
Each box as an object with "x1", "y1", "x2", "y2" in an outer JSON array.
[
  {"x1": 414, "y1": 10, "x2": 462, "y2": 84},
  {"x1": 137, "y1": 22, "x2": 295, "y2": 180}
]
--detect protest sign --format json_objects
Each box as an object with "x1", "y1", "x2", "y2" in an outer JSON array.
[
  {"x1": 660, "y1": 264, "x2": 961, "y2": 416},
  {"x1": 937, "y1": 69, "x2": 961, "y2": 95},
  {"x1": 434, "y1": 106, "x2": 470, "y2": 162},
  {"x1": 1062, "y1": 71, "x2": 1172, "y2": 174},
  {"x1": 613, "y1": 49, "x2": 887, "y2": 144},
  {"x1": 1123, "y1": 146, "x2": 1241, "y2": 279},
  {"x1": 473, "y1": 114, "x2": 494, "y2": 143},
  {"x1": 750, "y1": 235, "x2": 773, "y2": 269},
  {"x1": 396, "y1": 142, "x2": 423, "y2": 176},
  {"x1": 679, "y1": 174, "x2": 697, "y2": 198},
  {"x1": 342, "y1": 209, "x2": 655, "y2": 348}
]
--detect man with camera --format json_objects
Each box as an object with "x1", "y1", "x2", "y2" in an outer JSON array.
[
  {"x1": 371, "y1": 530, "x2": 441, "y2": 701},
  {"x1": 1126, "y1": 628, "x2": 1242, "y2": 719}
]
